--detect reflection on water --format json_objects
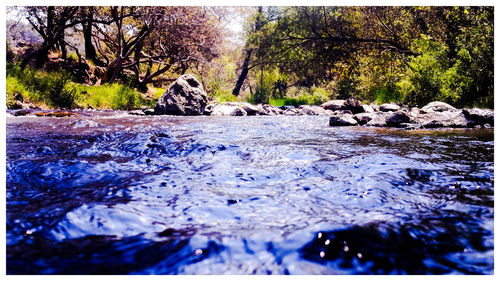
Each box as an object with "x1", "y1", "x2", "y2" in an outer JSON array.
[{"x1": 6, "y1": 112, "x2": 494, "y2": 274}]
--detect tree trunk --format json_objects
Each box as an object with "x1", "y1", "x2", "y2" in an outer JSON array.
[
  {"x1": 232, "y1": 49, "x2": 252, "y2": 96},
  {"x1": 82, "y1": 8, "x2": 104, "y2": 66}
]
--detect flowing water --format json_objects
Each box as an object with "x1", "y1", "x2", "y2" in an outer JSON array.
[{"x1": 6, "y1": 111, "x2": 494, "y2": 274}]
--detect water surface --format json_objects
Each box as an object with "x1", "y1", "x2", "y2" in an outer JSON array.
[{"x1": 6, "y1": 112, "x2": 494, "y2": 274}]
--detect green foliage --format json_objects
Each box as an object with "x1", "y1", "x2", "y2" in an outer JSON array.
[
  {"x1": 396, "y1": 35, "x2": 481, "y2": 107},
  {"x1": 240, "y1": 6, "x2": 493, "y2": 108},
  {"x1": 70, "y1": 83, "x2": 149, "y2": 110},
  {"x1": 6, "y1": 63, "x2": 77, "y2": 108},
  {"x1": 203, "y1": 54, "x2": 238, "y2": 102},
  {"x1": 373, "y1": 86, "x2": 402, "y2": 104},
  {"x1": 268, "y1": 86, "x2": 331, "y2": 106},
  {"x1": 7, "y1": 62, "x2": 151, "y2": 110},
  {"x1": 6, "y1": 76, "x2": 31, "y2": 108}
]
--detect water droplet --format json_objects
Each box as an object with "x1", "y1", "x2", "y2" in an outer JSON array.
[{"x1": 195, "y1": 249, "x2": 203, "y2": 255}]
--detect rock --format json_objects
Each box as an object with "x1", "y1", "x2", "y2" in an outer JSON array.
[
  {"x1": 143, "y1": 108, "x2": 156, "y2": 115},
  {"x1": 366, "y1": 114, "x2": 389, "y2": 127},
  {"x1": 462, "y1": 108, "x2": 494, "y2": 126},
  {"x1": 345, "y1": 98, "x2": 365, "y2": 114},
  {"x1": 155, "y1": 74, "x2": 208, "y2": 115},
  {"x1": 211, "y1": 104, "x2": 247, "y2": 116},
  {"x1": 73, "y1": 119, "x2": 100, "y2": 128},
  {"x1": 262, "y1": 104, "x2": 283, "y2": 115},
  {"x1": 13, "y1": 109, "x2": 32, "y2": 116},
  {"x1": 321, "y1": 98, "x2": 364, "y2": 114},
  {"x1": 238, "y1": 102, "x2": 261, "y2": 115},
  {"x1": 34, "y1": 111, "x2": 79, "y2": 117},
  {"x1": 203, "y1": 103, "x2": 216, "y2": 115},
  {"x1": 321, "y1": 100, "x2": 345, "y2": 111},
  {"x1": 421, "y1": 101, "x2": 458, "y2": 113},
  {"x1": 283, "y1": 108, "x2": 300, "y2": 115},
  {"x1": 386, "y1": 111, "x2": 410, "y2": 127},
  {"x1": 362, "y1": 104, "x2": 375, "y2": 113},
  {"x1": 128, "y1": 110, "x2": 145, "y2": 116},
  {"x1": 354, "y1": 112, "x2": 376, "y2": 125},
  {"x1": 379, "y1": 103, "x2": 401, "y2": 112},
  {"x1": 329, "y1": 113, "x2": 358, "y2": 126},
  {"x1": 298, "y1": 105, "x2": 331, "y2": 115},
  {"x1": 412, "y1": 111, "x2": 468, "y2": 128}
]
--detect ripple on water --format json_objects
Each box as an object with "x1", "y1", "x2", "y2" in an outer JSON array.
[{"x1": 6, "y1": 114, "x2": 494, "y2": 274}]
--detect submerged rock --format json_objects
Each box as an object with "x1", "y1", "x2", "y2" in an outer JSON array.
[{"x1": 155, "y1": 74, "x2": 208, "y2": 115}]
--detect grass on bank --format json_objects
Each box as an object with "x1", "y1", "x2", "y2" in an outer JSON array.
[{"x1": 6, "y1": 63, "x2": 155, "y2": 110}]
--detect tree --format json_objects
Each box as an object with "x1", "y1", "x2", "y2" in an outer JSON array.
[{"x1": 20, "y1": 6, "x2": 82, "y2": 69}]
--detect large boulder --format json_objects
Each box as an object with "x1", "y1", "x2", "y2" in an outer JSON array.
[{"x1": 155, "y1": 74, "x2": 208, "y2": 115}]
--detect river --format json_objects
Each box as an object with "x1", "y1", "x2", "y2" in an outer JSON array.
[{"x1": 6, "y1": 111, "x2": 494, "y2": 274}]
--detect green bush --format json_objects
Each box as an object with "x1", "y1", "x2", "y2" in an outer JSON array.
[
  {"x1": 373, "y1": 85, "x2": 402, "y2": 104},
  {"x1": 396, "y1": 35, "x2": 486, "y2": 107}
]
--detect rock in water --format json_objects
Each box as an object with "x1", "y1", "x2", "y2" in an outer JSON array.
[
  {"x1": 386, "y1": 111, "x2": 410, "y2": 127},
  {"x1": 211, "y1": 104, "x2": 248, "y2": 116},
  {"x1": 462, "y1": 108, "x2": 494, "y2": 126},
  {"x1": 155, "y1": 74, "x2": 208, "y2": 115},
  {"x1": 329, "y1": 113, "x2": 358, "y2": 126},
  {"x1": 421, "y1": 101, "x2": 458, "y2": 113},
  {"x1": 321, "y1": 98, "x2": 364, "y2": 114},
  {"x1": 379, "y1": 103, "x2": 401, "y2": 112}
]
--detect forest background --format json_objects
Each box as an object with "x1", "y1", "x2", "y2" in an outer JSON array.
[{"x1": 5, "y1": 5, "x2": 494, "y2": 110}]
